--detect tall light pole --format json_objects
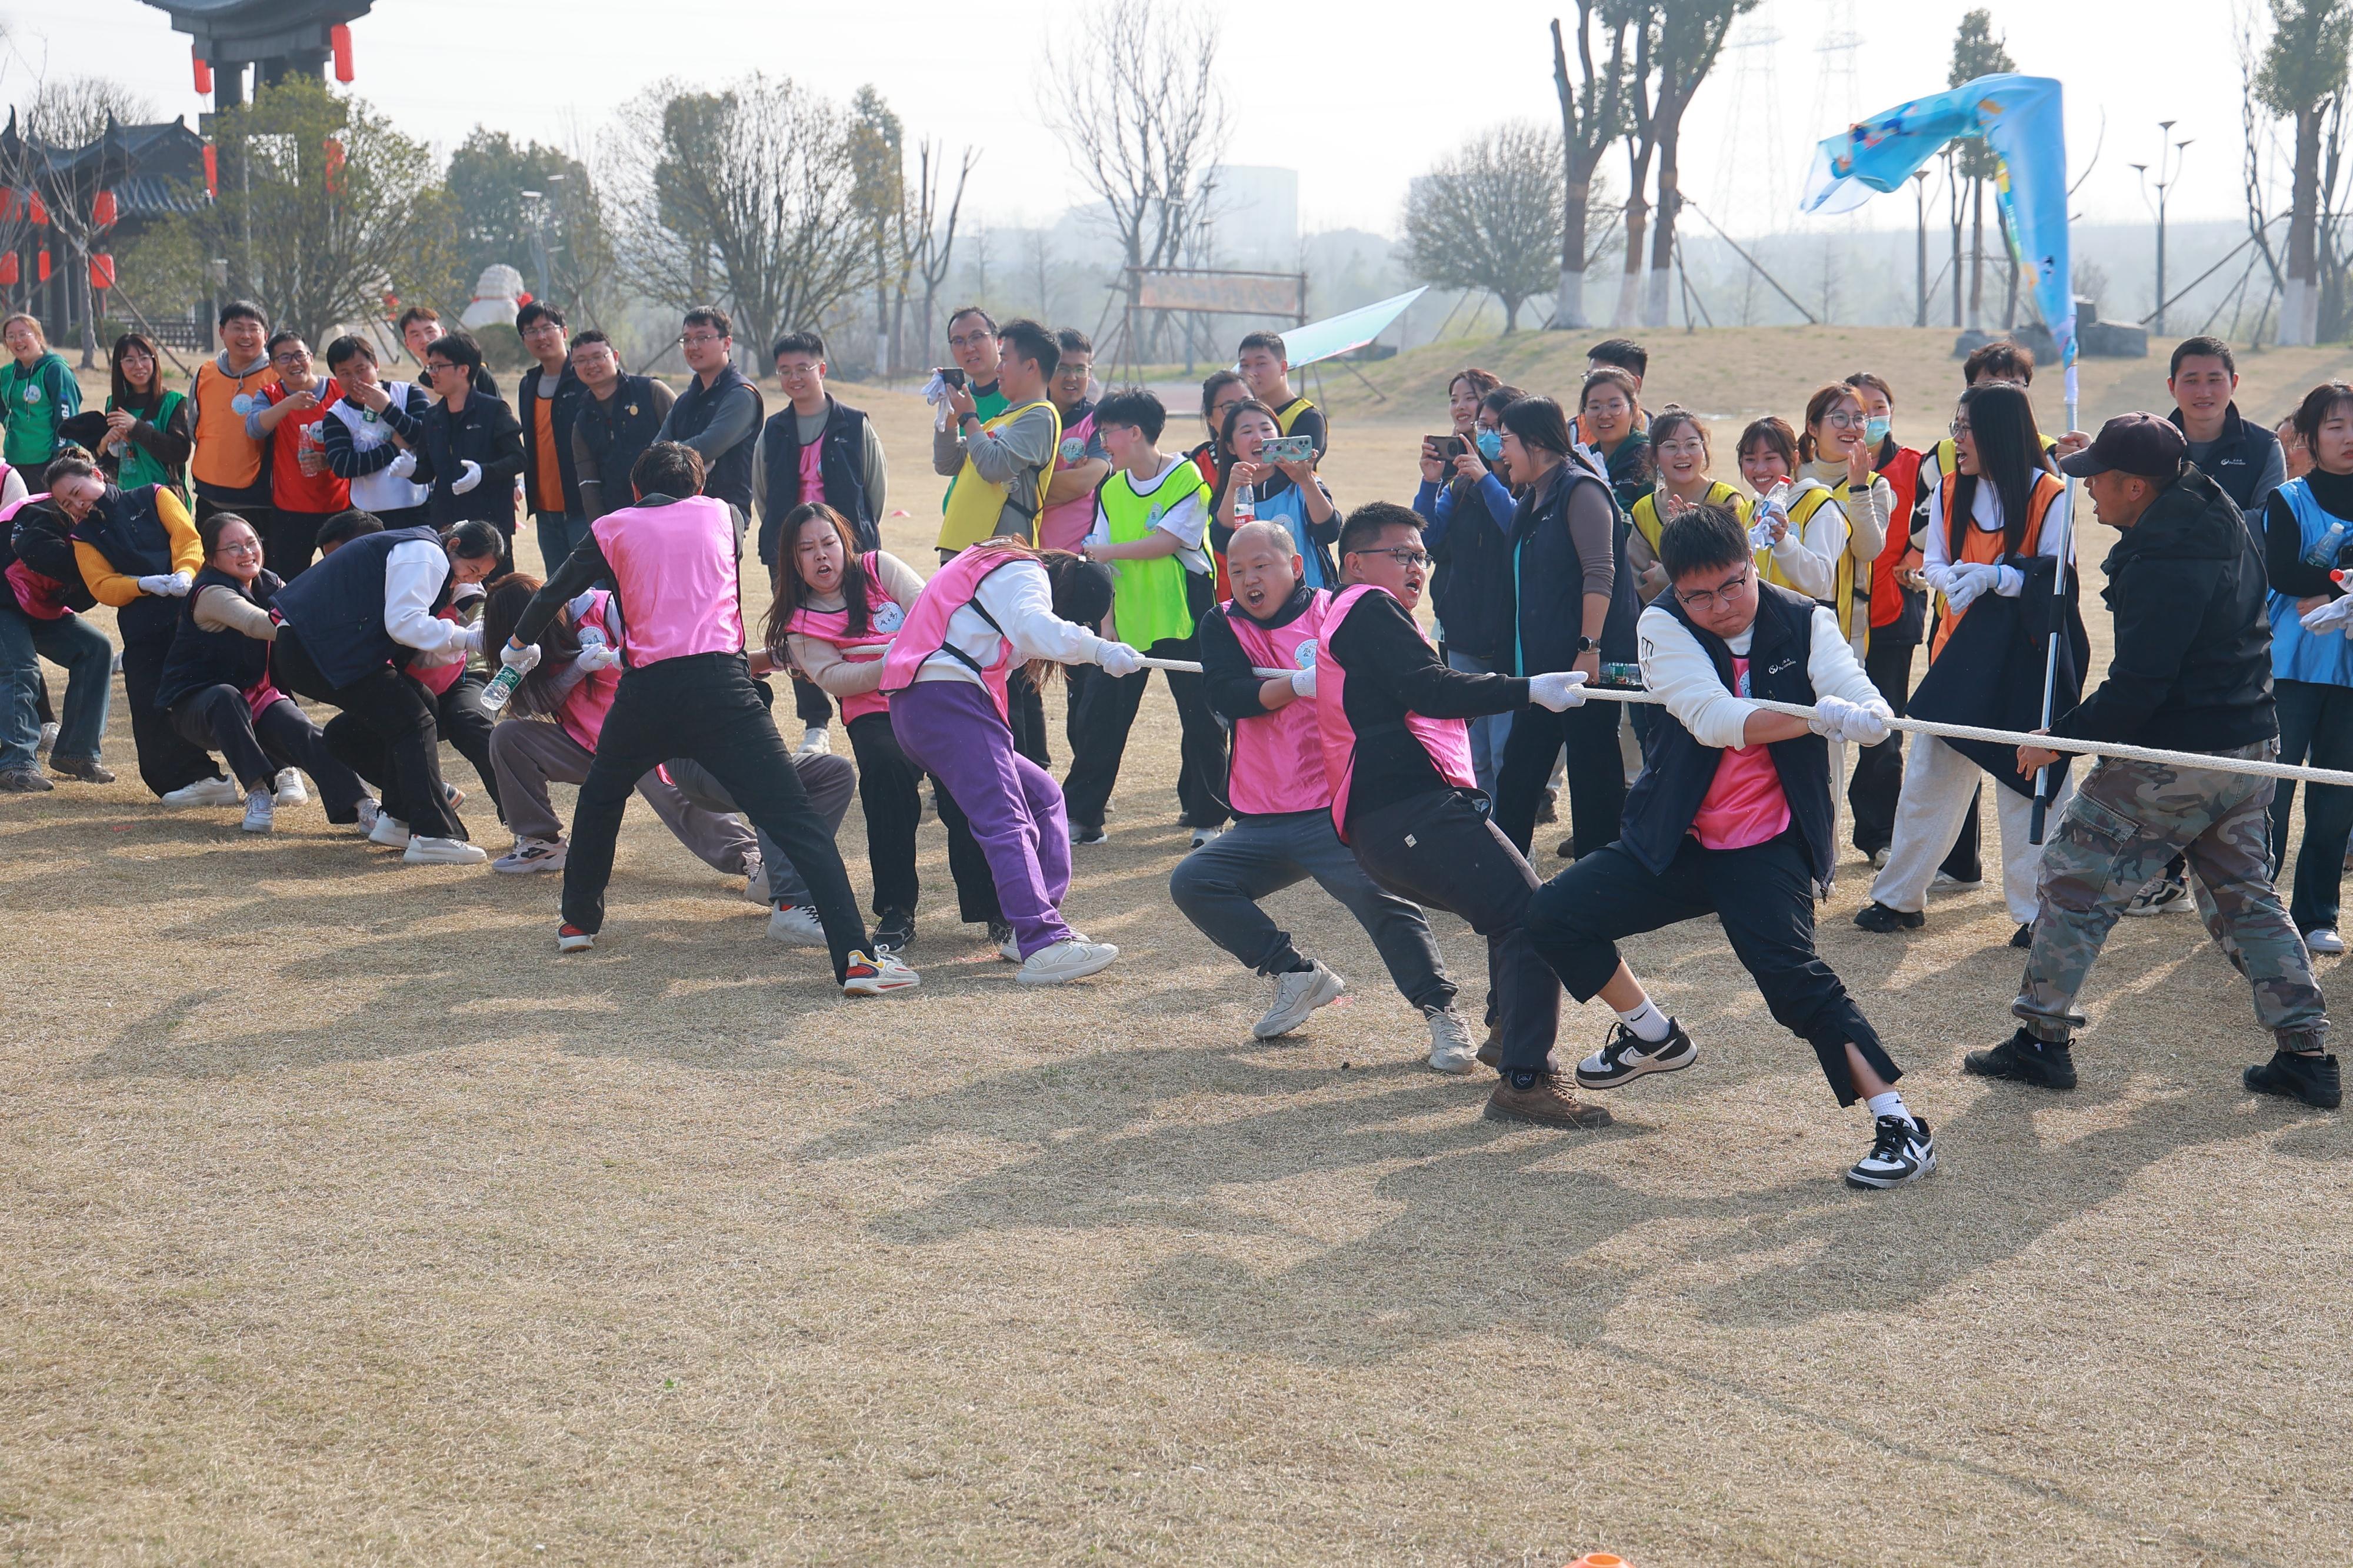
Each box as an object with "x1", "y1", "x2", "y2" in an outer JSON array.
[
  {"x1": 2135, "y1": 121, "x2": 2192, "y2": 335},
  {"x1": 1912, "y1": 167, "x2": 1931, "y2": 328}
]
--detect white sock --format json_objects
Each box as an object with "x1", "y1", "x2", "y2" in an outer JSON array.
[
  {"x1": 1614, "y1": 997, "x2": 1673, "y2": 1043},
  {"x1": 1866, "y1": 1090, "x2": 1914, "y2": 1127}
]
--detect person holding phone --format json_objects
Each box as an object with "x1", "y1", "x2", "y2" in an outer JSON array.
[{"x1": 1213, "y1": 399, "x2": 1338, "y2": 590}]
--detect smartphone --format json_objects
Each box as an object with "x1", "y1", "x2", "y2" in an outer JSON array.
[
  {"x1": 1260, "y1": 434, "x2": 1315, "y2": 463},
  {"x1": 936, "y1": 366, "x2": 966, "y2": 389},
  {"x1": 1427, "y1": 434, "x2": 1465, "y2": 460}
]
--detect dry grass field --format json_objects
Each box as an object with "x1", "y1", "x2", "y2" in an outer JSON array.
[{"x1": 4, "y1": 332, "x2": 2349, "y2": 1564}]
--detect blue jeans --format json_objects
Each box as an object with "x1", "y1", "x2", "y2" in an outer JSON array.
[
  {"x1": 0, "y1": 600, "x2": 112, "y2": 772},
  {"x1": 1445, "y1": 646, "x2": 1514, "y2": 796},
  {"x1": 533, "y1": 512, "x2": 594, "y2": 575}
]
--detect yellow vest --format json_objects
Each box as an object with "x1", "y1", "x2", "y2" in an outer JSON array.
[
  {"x1": 1275, "y1": 395, "x2": 1317, "y2": 436},
  {"x1": 1757, "y1": 483, "x2": 1865, "y2": 645},
  {"x1": 1630, "y1": 480, "x2": 1749, "y2": 556},
  {"x1": 936, "y1": 400, "x2": 1062, "y2": 553}
]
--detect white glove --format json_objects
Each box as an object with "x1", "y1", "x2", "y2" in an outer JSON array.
[
  {"x1": 1527, "y1": 670, "x2": 1589, "y2": 712},
  {"x1": 1942, "y1": 562, "x2": 1999, "y2": 614},
  {"x1": 135, "y1": 573, "x2": 176, "y2": 596},
  {"x1": 920, "y1": 369, "x2": 947, "y2": 406},
  {"x1": 451, "y1": 459, "x2": 483, "y2": 495},
  {"x1": 1991, "y1": 564, "x2": 2025, "y2": 598},
  {"x1": 1830, "y1": 696, "x2": 1892, "y2": 745},
  {"x1": 1289, "y1": 663, "x2": 1317, "y2": 699},
  {"x1": 499, "y1": 640, "x2": 542, "y2": 673},
  {"x1": 2301, "y1": 595, "x2": 2353, "y2": 635},
  {"x1": 449, "y1": 581, "x2": 485, "y2": 605},
  {"x1": 386, "y1": 449, "x2": 418, "y2": 481},
  {"x1": 575, "y1": 643, "x2": 621, "y2": 673},
  {"x1": 458, "y1": 622, "x2": 485, "y2": 653},
  {"x1": 168, "y1": 571, "x2": 193, "y2": 595},
  {"x1": 1808, "y1": 695, "x2": 1865, "y2": 740},
  {"x1": 1096, "y1": 641, "x2": 1144, "y2": 678}
]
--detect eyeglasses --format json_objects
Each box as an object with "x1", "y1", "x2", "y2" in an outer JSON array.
[
  {"x1": 680, "y1": 333, "x2": 725, "y2": 348},
  {"x1": 947, "y1": 331, "x2": 994, "y2": 350},
  {"x1": 1821, "y1": 412, "x2": 1865, "y2": 430},
  {"x1": 1675, "y1": 565, "x2": 1752, "y2": 613},
  {"x1": 218, "y1": 539, "x2": 262, "y2": 556},
  {"x1": 272, "y1": 350, "x2": 310, "y2": 366},
  {"x1": 1355, "y1": 548, "x2": 1431, "y2": 569},
  {"x1": 1949, "y1": 419, "x2": 1972, "y2": 437}
]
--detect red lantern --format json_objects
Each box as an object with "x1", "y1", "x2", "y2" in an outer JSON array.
[
  {"x1": 322, "y1": 137, "x2": 346, "y2": 196},
  {"x1": 89, "y1": 253, "x2": 114, "y2": 290},
  {"x1": 0, "y1": 190, "x2": 15, "y2": 223},
  {"x1": 35, "y1": 249, "x2": 49, "y2": 283},
  {"x1": 0, "y1": 253, "x2": 18, "y2": 288},
  {"x1": 203, "y1": 144, "x2": 218, "y2": 198},
  {"x1": 193, "y1": 54, "x2": 212, "y2": 94},
  {"x1": 26, "y1": 194, "x2": 45, "y2": 227},
  {"x1": 93, "y1": 190, "x2": 118, "y2": 228},
  {"x1": 331, "y1": 24, "x2": 354, "y2": 83}
]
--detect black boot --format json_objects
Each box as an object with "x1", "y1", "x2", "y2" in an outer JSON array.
[
  {"x1": 2245, "y1": 1050, "x2": 2342, "y2": 1110},
  {"x1": 1964, "y1": 1027, "x2": 2078, "y2": 1091}
]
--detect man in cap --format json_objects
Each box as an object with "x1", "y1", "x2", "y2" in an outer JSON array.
[{"x1": 1965, "y1": 414, "x2": 2338, "y2": 1109}]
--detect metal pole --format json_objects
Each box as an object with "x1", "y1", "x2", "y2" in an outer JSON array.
[
  {"x1": 2031, "y1": 362, "x2": 2080, "y2": 844},
  {"x1": 1913, "y1": 170, "x2": 1930, "y2": 328}
]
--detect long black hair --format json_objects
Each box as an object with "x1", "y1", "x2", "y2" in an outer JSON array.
[
  {"x1": 1949, "y1": 382, "x2": 2044, "y2": 559},
  {"x1": 108, "y1": 333, "x2": 166, "y2": 413},
  {"x1": 479, "y1": 573, "x2": 585, "y2": 716},
  {"x1": 762, "y1": 502, "x2": 875, "y2": 661}
]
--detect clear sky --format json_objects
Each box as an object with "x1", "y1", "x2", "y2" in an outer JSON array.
[{"x1": 2, "y1": 0, "x2": 2261, "y2": 241}]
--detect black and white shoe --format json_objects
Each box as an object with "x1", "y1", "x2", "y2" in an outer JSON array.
[
  {"x1": 1845, "y1": 1114, "x2": 1937, "y2": 1189},
  {"x1": 1575, "y1": 1019, "x2": 1697, "y2": 1090},
  {"x1": 2124, "y1": 873, "x2": 2189, "y2": 917}
]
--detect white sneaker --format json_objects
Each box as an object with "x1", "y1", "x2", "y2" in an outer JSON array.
[
  {"x1": 492, "y1": 836, "x2": 567, "y2": 873},
  {"x1": 1253, "y1": 960, "x2": 1345, "y2": 1039},
  {"x1": 241, "y1": 787, "x2": 274, "y2": 833},
  {"x1": 403, "y1": 835, "x2": 488, "y2": 865},
  {"x1": 996, "y1": 924, "x2": 1023, "y2": 962},
  {"x1": 36, "y1": 721, "x2": 58, "y2": 755},
  {"x1": 1191, "y1": 825, "x2": 1224, "y2": 849},
  {"x1": 1018, "y1": 936, "x2": 1120, "y2": 986},
  {"x1": 272, "y1": 767, "x2": 308, "y2": 806},
  {"x1": 1929, "y1": 870, "x2": 1984, "y2": 892},
  {"x1": 742, "y1": 853, "x2": 771, "y2": 905},
  {"x1": 766, "y1": 902, "x2": 827, "y2": 946},
  {"x1": 796, "y1": 726, "x2": 832, "y2": 756},
  {"x1": 1868, "y1": 846, "x2": 1891, "y2": 870},
  {"x1": 841, "y1": 949, "x2": 921, "y2": 996},
  {"x1": 354, "y1": 798, "x2": 381, "y2": 836},
  {"x1": 161, "y1": 775, "x2": 241, "y2": 807},
  {"x1": 2308, "y1": 927, "x2": 2346, "y2": 956},
  {"x1": 1425, "y1": 1005, "x2": 1479, "y2": 1074},
  {"x1": 368, "y1": 812, "x2": 412, "y2": 848}
]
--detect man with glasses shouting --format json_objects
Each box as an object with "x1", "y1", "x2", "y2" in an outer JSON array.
[
  {"x1": 1522, "y1": 503, "x2": 1938, "y2": 1189},
  {"x1": 1312, "y1": 502, "x2": 1597, "y2": 1125}
]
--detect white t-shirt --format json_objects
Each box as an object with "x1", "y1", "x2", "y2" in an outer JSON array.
[{"x1": 1085, "y1": 453, "x2": 1211, "y2": 574}]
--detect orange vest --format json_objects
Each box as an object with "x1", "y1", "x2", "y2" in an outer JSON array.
[
  {"x1": 191, "y1": 358, "x2": 279, "y2": 492},
  {"x1": 1929, "y1": 469, "x2": 2062, "y2": 660}
]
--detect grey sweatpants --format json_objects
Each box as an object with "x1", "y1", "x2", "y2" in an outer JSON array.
[
  {"x1": 1169, "y1": 807, "x2": 1454, "y2": 1012},
  {"x1": 489, "y1": 716, "x2": 757, "y2": 876},
  {"x1": 665, "y1": 752, "x2": 856, "y2": 909}
]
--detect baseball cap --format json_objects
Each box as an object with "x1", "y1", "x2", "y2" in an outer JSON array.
[{"x1": 2058, "y1": 412, "x2": 2187, "y2": 479}]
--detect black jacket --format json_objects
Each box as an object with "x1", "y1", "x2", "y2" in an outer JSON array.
[
  {"x1": 398, "y1": 392, "x2": 525, "y2": 529},
  {"x1": 517, "y1": 361, "x2": 588, "y2": 518},
  {"x1": 1911, "y1": 555, "x2": 2088, "y2": 797},
  {"x1": 1324, "y1": 588, "x2": 1528, "y2": 827},
  {"x1": 2054, "y1": 462, "x2": 2277, "y2": 753},
  {"x1": 2171, "y1": 402, "x2": 2281, "y2": 515},
  {"x1": 1507, "y1": 461, "x2": 1639, "y2": 674}
]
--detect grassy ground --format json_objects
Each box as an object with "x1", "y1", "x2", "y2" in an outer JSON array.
[{"x1": 4, "y1": 363, "x2": 2348, "y2": 1565}]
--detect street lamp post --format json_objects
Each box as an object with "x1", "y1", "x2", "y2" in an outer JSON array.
[
  {"x1": 1912, "y1": 167, "x2": 1931, "y2": 328},
  {"x1": 2135, "y1": 121, "x2": 2193, "y2": 335}
]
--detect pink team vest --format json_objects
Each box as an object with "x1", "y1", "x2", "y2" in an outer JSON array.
[
  {"x1": 1312, "y1": 583, "x2": 1477, "y2": 843},
  {"x1": 878, "y1": 544, "x2": 1029, "y2": 723},
  {"x1": 1221, "y1": 589, "x2": 1332, "y2": 816},
  {"x1": 796, "y1": 439, "x2": 825, "y2": 506},
  {"x1": 412, "y1": 601, "x2": 469, "y2": 697},
  {"x1": 586, "y1": 495, "x2": 744, "y2": 666},
  {"x1": 785, "y1": 552, "x2": 901, "y2": 723},
  {"x1": 1036, "y1": 408, "x2": 1100, "y2": 553},
  {"x1": 556, "y1": 589, "x2": 624, "y2": 752}
]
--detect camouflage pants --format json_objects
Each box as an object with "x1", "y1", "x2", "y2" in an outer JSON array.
[{"x1": 2016, "y1": 742, "x2": 2329, "y2": 1050}]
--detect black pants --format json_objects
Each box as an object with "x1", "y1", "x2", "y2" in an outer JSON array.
[
  {"x1": 435, "y1": 673, "x2": 502, "y2": 822},
  {"x1": 119, "y1": 599, "x2": 221, "y2": 798},
  {"x1": 1494, "y1": 696, "x2": 1622, "y2": 859},
  {"x1": 272, "y1": 626, "x2": 464, "y2": 839},
  {"x1": 1008, "y1": 667, "x2": 1049, "y2": 769},
  {"x1": 1062, "y1": 634, "x2": 1230, "y2": 832},
  {"x1": 1848, "y1": 634, "x2": 1917, "y2": 856},
  {"x1": 1348, "y1": 789, "x2": 1559, "y2": 1074},
  {"x1": 169, "y1": 686, "x2": 368, "y2": 812},
  {"x1": 792, "y1": 675, "x2": 835, "y2": 729},
  {"x1": 1525, "y1": 829, "x2": 1899, "y2": 1106},
  {"x1": 845, "y1": 709, "x2": 997, "y2": 922},
  {"x1": 562, "y1": 652, "x2": 870, "y2": 976},
  {"x1": 263, "y1": 509, "x2": 337, "y2": 581},
  {"x1": 2270, "y1": 677, "x2": 2353, "y2": 932}
]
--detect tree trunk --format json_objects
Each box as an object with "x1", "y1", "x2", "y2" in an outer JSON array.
[
  {"x1": 1645, "y1": 131, "x2": 1679, "y2": 329},
  {"x1": 1502, "y1": 295, "x2": 1522, "y2": 333},
  {"x1": 1614, "y1": 177, "x2": 1650, "y2": 328},
  {"x1": 2282, "y1": 104, "x2": 2325, "y2": 347},
  {"x1": 1949, "y1": 177, "x2": 1964, "y2": 330},
  {"x1": 1558, "y1": 176, "x2": 1593, "y2": 330},
  {"x1": 1968, "y1": 177, "x2": 1984, "y2": 331}
]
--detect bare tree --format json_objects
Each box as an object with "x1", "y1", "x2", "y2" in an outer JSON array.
[
  {"x1": 1642, "y1": 0, "x2": 1751, "y2": 328},
  {"x1": 890, "y1": 139, "x2": 974, "y2": 371},
  {"x1": 24, "y1": 77, "x2": 155, "y2": 366},
  {"x1": 1045, "y1": 0, "x2": 1228, "y2": 362},
  {"x1": 1610, "y1": 9, "x2": 1658, "y2": 327},
  {"x1": 2254, "y1": 0, "x2": 2353, "y2": 343},
  {"x1": 848, "y1": 85, "x2": 903, "y2": 375},
  {"x1": 611, "y1": 73, "x2": 874, "y2": 360},
  {"x1": 1399, "y1": 121, "x2": 1564, "y2": 333},
  {"x1": 1551, "y1": 4, "x2": 1631, "y2": 330}
]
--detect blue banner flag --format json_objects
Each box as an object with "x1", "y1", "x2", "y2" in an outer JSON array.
[{"x1": 1273, "y1": 287, "x2": 1427, "y2": 370}]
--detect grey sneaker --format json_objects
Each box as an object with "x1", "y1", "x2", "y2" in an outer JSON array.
[
  {"x1": 241, "y1": 787, "x2": 275, "y2": 833},
  {"x1": 1425, "y1": 1005, "x2": 1478, "y2": 1074},
  {"x1": 0, "y1": 766, "x2": 55, "y2": 793},
  {"x1": 1252, "y1": 961, "x2": 1345, "y2": 1039}
]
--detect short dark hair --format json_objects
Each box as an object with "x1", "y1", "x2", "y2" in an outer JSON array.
[
  {"x1": 632, "y1": 440, "x2": 706, "y2": 499},
  {"x1": 569, "y1": 329, "x2": 613, "y2": 353},
  {"x1": 2170, "y1": 335, "x2": 2238, "y2": 379},
  {"x1": 946, "y1": 305, "x2": 996, "y2": 335},
  {"x1": 218, "y1": 299, "x2": 266, "y2": 329},
  {"x1": 1501, "y1": 394, "x2": 1575, "y2": 458},
  {"x1": 323, "y1": 334, "x2": 375, "y2": 371},
  {"x1": 1587, "y1": 338, "x2": 1648, "y2": 379},
  {"x1": 1094, "y1": 388, "x2": 1165, "y2": 442},
  {"x1": 996, "y1": 318, "x2": 1061, "y2": 379},
  {"x1": 1737, "y1": 416, "x2": 1798, "y2": 471},
  {"x1": 425, "y1": 331, "x2": 484, "y2": 373},
  {"x1": 1481, "y1": 384, "x2": 1524, "y2": 419},
  {"x1": 683, "y1": 305, "x2": 731, "y2": 338},
  {"x1": 1337, "y1": 501, "x2": 1424, "y2": 561},
  {"x1": 1843, "y1": 371, "x2": 1895, "y2": 409},
  {"x1": 1579, "y1": 366, "x2": 1641, "y2": 418},
  {"x1": 1964, "y1": 339, "x2": 2035, "y2": 386},
  {"x1": 514, "y1": 301, "x2": 565, "y2": 334},
  {"x1": 1658, "y1": 502, "x2": 1751, "y2": 582},
  {"x1": 1056, "y1": 327, "x2": 1094, "y2": 358},
  {"x1": 772, "y1": 331, "x2": 826, "y2": 362},
  {"x1": 395, "y1": 305, "x2": 441, "y2": 332},
  {"x1": 2292, "y1": 381, "x2": 2353, "y2": 451},
  {"x1": 315, "y1": 509, "x2": 384, "y2": 551},
  {"x1": 265, "y1": 329, "x2": 306, "y2": 359},
  {"x1": 1237, "y1": 331, "x2": 1287, "y2": 361},
  {"x1": 196, "y1": 510, "x2": 257, "y2": 558}
]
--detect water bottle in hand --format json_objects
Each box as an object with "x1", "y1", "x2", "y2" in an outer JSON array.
[
  {"x1": 1749, "y1": 479, "x2": 1792, "y2": 550},
  {"x1": 1234, "y1": 483, "x2": 1256, "y2": 525},
  {"x1": 479, "y1": 665, "x2": 525, "y2": 713},
  {"x1": 2304, "y1": 521, "x2": 2350, "y2": 571}
]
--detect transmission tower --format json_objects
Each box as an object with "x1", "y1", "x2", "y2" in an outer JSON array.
[
  {"x1": 1711, "y1": 13, "x2": 1788, "y2": 233},
  {"x1": 1810, "y1": 0, "x2": 1864, "y2": 322}
]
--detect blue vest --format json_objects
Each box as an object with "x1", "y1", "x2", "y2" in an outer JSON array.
[
  {"x1": 157, "y1": 564, "x2": 282, "y2": 709},
  {"x1": 2268, "y1": 479, "x2": 2353, "y2": 688},
  {"x1": 665, "y1": 363, "x2": 764, "y2": 515},
  {"x1": 270, "y1": 525, "x2": 451, "y2": 689}
]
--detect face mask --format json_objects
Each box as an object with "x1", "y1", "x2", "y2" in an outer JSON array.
[
  {"x1": 1865, "y1": 415, "x2": 1891, "y2": 446},
  {"x1": 1475, "y1": 428, "x2": 1504, "y2": 460}
]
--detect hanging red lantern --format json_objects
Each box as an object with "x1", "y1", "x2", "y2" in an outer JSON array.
[
  {"x1": 331, "y1": 24, "x2": 355, "y2": 83},
  {"x1": 26, "y1": 194, "x2": 46, "y2": 227},
  {"x1": 0, "y1": 191, "x2": 15, "y2": 223},
  {"x1": 323, "y1": 137, "x2": 346, "y2": 196},
  {"x1": 203, "y1": 144, "x2": 218, "y2": 199},
  {"x1": 93, "y1": 190, "x2": 118, "y2": 228},
  {"x1": 89, "y1": 253, "x2": 114, "y2": 291},
  {"x1": 0, "y1": 253, "x2": 18, "y2": 288},
  {"x1": 193, "y1": 54, "x2": 212, "y2": 94},
  {"x1": 35, "y1": 249, "x2": 49, "y2": 282}
]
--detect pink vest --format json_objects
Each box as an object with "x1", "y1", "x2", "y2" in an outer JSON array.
[
  {"x1": 785, "y1": 552, "x2": 900, "y2": 723},
  {"x1": 879, "y1": 545, "x2": 1027, "y2": 723},
  {"x1": 412, "y1": 603, "x2": 469, "y2": 696},
  {"x1": 796, "y1": 439, "x2": 825, "y2": 506},
  {"x1": 556, "y1": 589, "x2": 624, "y2": 752},
  {"x1": 0, "y1": 490, "x2": 62, "y2": 618},
  {"x1": 1313, "y1": 583, "x2": 1476, "y2": 843},
  {"x1": 1036, "y1": 408, "x2": 1099, "y2": 553},
  {"x1": 587, "y1": 495, "x2": 744, "y2": 667},
  {"x1": 1221, "y1": 590, "x2": 1331, "y2": 816}
]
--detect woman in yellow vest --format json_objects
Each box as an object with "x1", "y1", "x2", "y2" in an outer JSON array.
[
  {"x1": 1794, "y1": 385, "x2": 1892, "y2": 663},
  {"x1": 1737, "y1": 414, "x2": 1852, "y2": 636},
  {"x1": 1627, "y1": 406, "x2": 1748, "y2": 603}
]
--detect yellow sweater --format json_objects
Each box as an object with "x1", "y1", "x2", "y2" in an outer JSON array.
[{"x1": 75, "y1": 486, "x2": 201, "y2": 608}]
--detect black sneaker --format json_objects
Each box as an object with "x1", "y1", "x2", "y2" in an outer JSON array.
[
  {"x1": 2010, "y1": 922, "x2": 2035, "y2": 949},
  {"x1": 1575, "y1": 1019, "x2": 1697, "y2": 1089},
  {"x1": 1963, "y1": 1027, "x2": 2078, "y2": 1090},
  {"x1": 874, "y1": 909, "x2": 916, "y2": 955},
  {"x1": 2124, "y1": 875, "x2": 2190, "y2": 918},
  {"x1": 1854, "y1": 900, "x2": 1925, "y2": 933},
  {"x1": 1846, "y1": 1115, "x2": 1938, "y2": 1189},
  {"x1": 1071, "y1": 823, "x2": 1108, "y2": 847},
  {"x1": 2245, "y1": 1050, "x2": 2342, "y2": 1110}
]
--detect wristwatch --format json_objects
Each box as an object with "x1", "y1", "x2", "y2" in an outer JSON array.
[{"x1": 1575, "y1": 635, "x2": 1599, "y2": 653}]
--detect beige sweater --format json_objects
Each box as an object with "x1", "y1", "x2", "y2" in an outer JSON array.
[
  {"x1": 192, "y1": 582, "x2": 279, "y2": 640},
  {"x1": 782, "y1": 549, "x2": 927, "y2": 697}
]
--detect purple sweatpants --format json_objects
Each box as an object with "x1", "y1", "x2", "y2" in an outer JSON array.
[{"x1": 890, "y1": 678, "x2": 1074, "y2": 957}]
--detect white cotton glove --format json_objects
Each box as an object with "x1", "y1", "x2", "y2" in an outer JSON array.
[
  {"x1": 1289, "y1": 663, "x2": 1317, "y2": 699},
  {"x1": 921, "y1": 369, "x2": 948, "y2": 405},
  {"x1": 1096, "y1": 640, "x2": 1144, "y2": 678},
  {"x1": 386, "y1": 449, "x2": 418, "y2": 480},
  {"x1": 1991, "y1": 564, "x2": 2025, "y2": 598},
  {"x1": 449, "y1": 581, "x2": 485, "y2": 606},
  {"x1": 135, "y1": 573, "x2": 177, "y2": 596},
  {"x1": 1527, "y1": 669, "x2": 1589, "y2": 712},
  {"x1": 2301, "y1": 595, "x2": 2353, "y2": 635},
  {"x1": 1808, "y1": 695, "x2": 1863, "y2": 739},
  {"x1": 167, "y1": 571, "x2": 193, "y2": 596},
  {"x1": 1838, "y1": 699, "x2": 1893, "y2": 745},
  {"x1": 451, "y1": 459, "x2": 483, "y2": 495},
  {"x1": 575, "y1": 643, "x2": 621, "y2": 673},
  {"x1": 1942, "y1": 562, "x2": 1998, "y2": 613},
  {"x1": 498, "y1": 640, "x2": 541, "y2": 673}
]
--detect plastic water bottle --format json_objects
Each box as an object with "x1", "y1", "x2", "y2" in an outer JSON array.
[
  {"x1": 2304, "y1": 520, "x2": 2349, "y2": 571},
  {"x1": 1233, "y1": 482, "x2": 1256, "y2": 525},
  {"x1": 479, "y1": 664, "x2": 525, "y2": 713},
  {"x1": 1749, "y1": 479, "x2": 1792, "y2": 550}
]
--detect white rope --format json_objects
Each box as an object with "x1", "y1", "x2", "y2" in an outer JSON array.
[{"x1": 1131, "y1": 655, "x2": 2353, "y2": 790}]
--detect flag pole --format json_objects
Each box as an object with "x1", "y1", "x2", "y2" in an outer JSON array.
[{"x1": 2029, "y1": 357, "x2": 2078, "y2": 845}]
